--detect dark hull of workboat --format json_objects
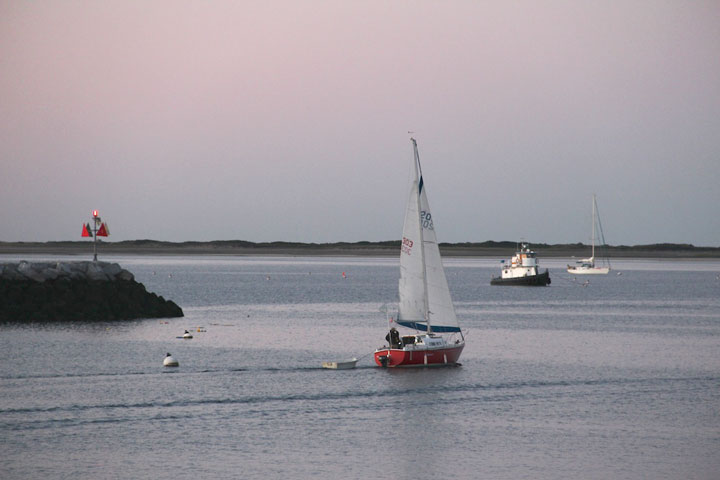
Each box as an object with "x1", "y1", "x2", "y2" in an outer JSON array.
[{"x1": 490, "y1": 269, "x2": 551, "y2": 286}]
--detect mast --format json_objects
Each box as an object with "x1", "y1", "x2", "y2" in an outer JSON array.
[
  {"x1": 594, "y1": 195, "x2": 611, "y2": 270},
  {"x1": 411, "y1": 138, "x2": 432, "y2": 334},
  {"x1": 591, "y1": 194, "x2": 596, "y2": 260}
]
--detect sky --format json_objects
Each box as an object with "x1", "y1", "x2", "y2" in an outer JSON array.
[{"x1": 1, "y1": 1, "x2": 719, "y2": 246}]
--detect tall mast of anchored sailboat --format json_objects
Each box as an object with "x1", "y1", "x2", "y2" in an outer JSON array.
[
  {"x1": 591, "y1": 194, "x2": 597, "y2": 260},
  {"x1": 411, "y1": 138, "x2": 432, "y2": 334}
]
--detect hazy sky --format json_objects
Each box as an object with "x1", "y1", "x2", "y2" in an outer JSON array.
[{"x1": 1, "y1": 1, "x2": 719, "y2": 246}]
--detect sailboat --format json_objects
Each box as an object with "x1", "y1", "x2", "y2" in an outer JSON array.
[
  {"x1": 567, "y1": 194, "x2": 611, "y2": 275},
  {"x1": 374, "y1": 139, "x2": 465, "y2": 368}
]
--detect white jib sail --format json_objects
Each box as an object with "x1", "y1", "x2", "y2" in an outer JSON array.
[{"x1": 418, "y1": 176, "x2": 459, "y2": 332}]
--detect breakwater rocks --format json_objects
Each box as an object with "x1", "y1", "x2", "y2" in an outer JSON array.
[{"x1": 0, "y1": 261, "x2": 183, "y2": 322}]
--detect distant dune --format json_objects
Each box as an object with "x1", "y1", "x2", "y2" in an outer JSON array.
[{"x1": 0, "y1": 240, "x2": 718, "y2": 258}]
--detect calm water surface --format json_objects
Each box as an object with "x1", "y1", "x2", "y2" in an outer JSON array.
[{"x1": 1, "y1": 255, "x2": 719, "y2": 479}]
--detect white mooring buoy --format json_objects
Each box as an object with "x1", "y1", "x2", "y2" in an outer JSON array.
[{"x1": 163, "y1": 353, "x2": 179, "y2": 367}]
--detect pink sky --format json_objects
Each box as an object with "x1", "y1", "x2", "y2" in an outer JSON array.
[{"x1": 1, "y1": 1, "x2": 719, "y2": 245}]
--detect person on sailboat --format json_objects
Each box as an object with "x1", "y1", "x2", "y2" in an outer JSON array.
[{"x1": 385, "y1": 328, "x2": 401, "y2": 349}]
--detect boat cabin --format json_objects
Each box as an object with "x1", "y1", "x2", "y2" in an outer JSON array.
[
  {"x1": 400, "y1": 334, "x2": 446, "y2": 349},
  {"x1": 501, "y1": 243, "x2": 540, "y2": 279},
  {"x1": 511, "y1": 244, "x2": 538, "y2": 267},
  {"x1": 571, "y1": 256, "x2": 595, "y2": 266}
]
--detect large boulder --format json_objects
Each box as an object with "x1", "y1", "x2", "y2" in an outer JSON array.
[
  {"x1": 86, "y1": 262, "x2": 110, "y2": 281},
  {"x1": 17, "y1": 261, "x2": 46, "y2": 282}
]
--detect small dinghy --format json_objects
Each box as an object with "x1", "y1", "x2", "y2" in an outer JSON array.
[
  {"x1": 321, "y1": 358, "x2": 358, "y2": 370},
  {"x1": 182, "y1": 330, "x2": 193, "y2": 339},
  {"x1": 163, "y1": 353, "x2": 179, "y2": 367}
]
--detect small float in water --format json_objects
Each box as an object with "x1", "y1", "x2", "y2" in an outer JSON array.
[
  {"x1": 163, "y1": 353, "x2": 179, "y2": 367},
  {"x1": 181, "y1": 330, "x2": 193, "y2": 339}
]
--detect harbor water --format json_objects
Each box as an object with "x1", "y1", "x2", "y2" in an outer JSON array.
[{"x1": 1, "y1": 255, "x2": 719, "y2": 479}]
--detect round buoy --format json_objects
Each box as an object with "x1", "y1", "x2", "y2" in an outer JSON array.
[{"x1": 163, "y1": 353, "x2": 179, "y2": 367}]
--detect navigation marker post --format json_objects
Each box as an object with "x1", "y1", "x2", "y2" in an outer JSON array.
[{"x1": 81, "y1": 210, "x2": 110, "y2": 261}]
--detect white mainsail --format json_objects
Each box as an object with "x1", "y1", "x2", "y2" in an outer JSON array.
[{"x1": 397, "y1": 139, "x2": 460, "y2": 333}]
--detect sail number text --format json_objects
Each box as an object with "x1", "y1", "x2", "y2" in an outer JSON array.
[
  {"x1": 401, "y1": 237, "x2": 414, "y2": 255},
  {"x1": 421, "y1": 211, "x2": 434, "y2": 230}
]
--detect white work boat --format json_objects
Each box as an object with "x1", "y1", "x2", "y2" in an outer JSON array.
[{"x1": 490, "y1": 243, "x2": 551, "y2": 286}]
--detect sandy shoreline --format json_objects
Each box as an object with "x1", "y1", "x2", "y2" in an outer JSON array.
[{"x1": 1, "y1": 242, "x2": 717, "y2": 258}]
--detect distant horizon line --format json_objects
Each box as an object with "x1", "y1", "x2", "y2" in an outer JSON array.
[{"x1": 1, "y1": 239, "x2": 718, "y2": 250}]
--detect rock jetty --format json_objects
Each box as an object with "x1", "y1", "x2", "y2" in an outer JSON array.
[{"x1": 0, "y1": 261, "x2": 183, "y2": 322}]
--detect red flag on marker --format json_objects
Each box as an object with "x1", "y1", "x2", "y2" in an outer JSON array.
[
  {"x1": 97, "y1": 223, "x2": 108, "y2": 237},
  {"x1": 81, "y1": 223, "x2": 92, "y2": 237}
]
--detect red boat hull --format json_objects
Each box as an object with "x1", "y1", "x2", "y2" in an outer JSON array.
[{"x1": 374, "y1": 343, "x2": 464, "y2": 367}]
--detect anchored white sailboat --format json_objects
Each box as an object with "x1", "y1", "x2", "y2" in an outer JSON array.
[
  {"x1": 374, "y1": 138, "x2": 465, "y2": 367},
  {"x1": 567, "y1": 194, "x2": 611, "y2": 275}
]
